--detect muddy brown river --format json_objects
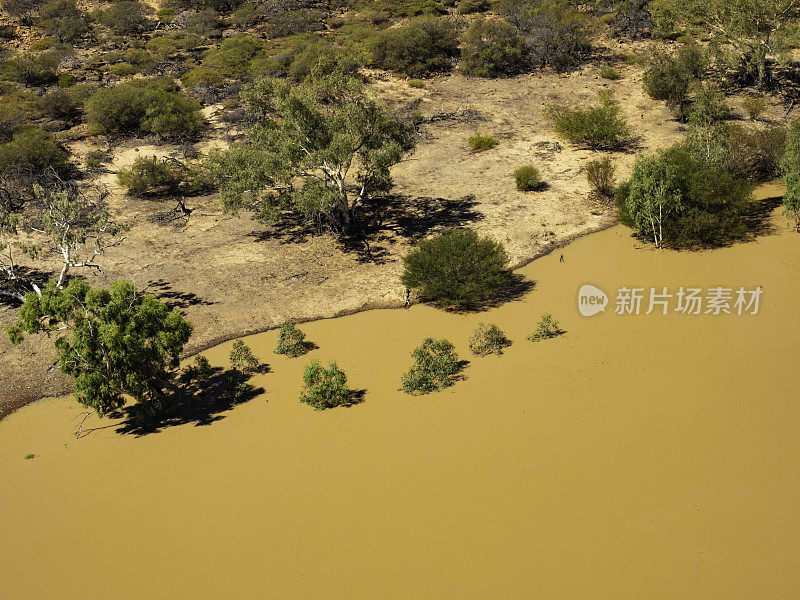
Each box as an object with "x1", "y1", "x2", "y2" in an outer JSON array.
[{"x1": 1, "y1": 186, "x2": 798, "y2": 599}]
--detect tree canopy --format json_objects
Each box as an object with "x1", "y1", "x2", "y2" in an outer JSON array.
[
  {"x1": 207, "y1": 66, "x2": 416, "y2": 235},
  {"x1": 8, "y1": 279, "x2": 193, "y2": 416}
]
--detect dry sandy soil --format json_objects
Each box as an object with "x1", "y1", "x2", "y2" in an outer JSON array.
[{"x1": 0, "y1": 46, "x2": 790, "y2": 418}]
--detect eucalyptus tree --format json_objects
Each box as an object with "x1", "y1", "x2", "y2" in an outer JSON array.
[{"x1": 208, "y1": 65, "x2": 416, "y2": 235}]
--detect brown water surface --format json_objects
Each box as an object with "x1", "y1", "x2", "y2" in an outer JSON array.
[{"x1": 2, "y1": 189, "x2": 799, "y2": 599}]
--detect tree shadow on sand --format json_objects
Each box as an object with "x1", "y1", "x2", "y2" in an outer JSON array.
[
  {"x1": 145, "y1": 278, "x2": 215, "y2": 310},
  {"x1": 109, "y1": 365, "x2": 265, "y2": 436},
  {"x1": 248, "y1": 193, "x2": 485, "y2": 265}
]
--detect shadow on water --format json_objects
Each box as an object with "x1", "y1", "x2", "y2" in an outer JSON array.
[{"x1": 108, "y1": 366, "x2": 265, "y2": 436}]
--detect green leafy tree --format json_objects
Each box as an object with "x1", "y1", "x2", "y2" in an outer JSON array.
[
  {"x1": 623, "y1": 152, "x2": 684, "y2": 247},
  {"x1": 300, "y1": 360, "x2": 350, "y2": 409},
  {"x1": 652, "y1": 0, "x2": 800, "y2": 88},
  {"x1": 400, "y1": 337, "x2": 460, "y2": 394},
  {"x1": 780, "y1": 118, "x2": 800, "y2": 231},
  {"x1": 618, "y1": 146, "x2": 751, "y2": 247},
  {"x1": 8, "y1": 279, "x2": 193, "y2": 417},
  {"x1": 0, "y1": 186, "x2": 125, "y2": 300},
  {"x1": 207, "y1": 67, "x2": 416, "y2": 234},
  {"x1": 459, "y1": 16, "x2": 523, "y2": 77},
  {"x1": 370, "y1": 15, "x2": 460, "y2": 77},
  {"x1": 642, "y1": 44, "x2": 705, "y2": 121}
]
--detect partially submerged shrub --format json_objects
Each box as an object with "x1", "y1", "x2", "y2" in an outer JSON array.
[
  {"x1": 469, "y1": 323, "x2": 511, "y2": 356},
  {"x1": 515, "y1": 165, "x2": 541, "y2": 191},
  {"x1": 274, "y1": 321, "x2": 309, "y2": 357},
  {"x1": 116, "y1": 155, "x2": 183, "y2": 196},
  {"x1": 526, "y1": 314, "x2": 562, "y2": 342},
  {"x1": 460, "y1": 17, "x2": 522, "y2": 77},
  {"x1": 370, "y1": 15, "x2": 459, "y2": 77},
  {"x1": 618, "y1": 146, "x2": 752, "y2": 248},
  {"x1": 300, "y1": 360, "x2": 349, "y2": 409},
  {"x1": 781, "y1": 118, "x2": 800, "y2": 231},
  {"x1": 585, "y1": 156, "x2": 616, "y2": 196},
  {"x1": 742, "y1": 94, "x2": 767, "y2": 121},
  {"x1": 400, "y1": 338, "x2": 460, "y2": 394},
  {"x1": 401, "y1": 228, "x2": 511, "y2": 310},
  {"x1": 86, "y1": 79, "x2": 204, "y2": 137},
  {"x1": 468, "y1": 132, "x2": 499, "y2": 151},
  {"x1": 229, "y1": 340, "x2": 260, "y2": 374},
  {"x1": 549, "y1": 91, "x2": 630, "y2": 150},
  {"x1": 724, "y1": 124, "x2": 785, "y2": 182}
]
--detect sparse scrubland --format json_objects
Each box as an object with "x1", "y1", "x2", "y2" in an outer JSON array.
[{"x1": 1, "y1": 0, "x2": 799, "y2": 418}]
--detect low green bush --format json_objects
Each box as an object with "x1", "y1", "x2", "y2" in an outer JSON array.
[
  {"x1": 109, "y1": 62, "x2": 138, "y2": 76},
  {"x1": 781, "y1": 118, "x2": 800, "y2": 231},
  {"x1": 456, "y1": 0, "x2": 488, "y2": 14},
  {"x1": 181, "y1": 66, "x2": 224, "y2": 88},
  {"x1": 300, "y1": 360, "x2": 350, "y2": 409},
  {"x1": 400, "y1": 338, "x2": 460, "y2": 394},
  {"x1": 37, "y1": 0, "x2": 87, "y2": 42},
  {"x1": 741, "y1": 93, "x2": 767, "y2": 121},
  {"x1": 37, "y1": 88, "x2": 81, "y2": 122},
  {"x1": 285, "y1": 36, "x2": 357, "y2": 82},
  {"x1": 116, "y1": 155, "x2": 183, "y2": 196},
  {"x1": 146, "y1": 33, "x2": 202, "y2": 60},
  {"x1": 58, "y1": 72, "x2": 77, "y2": 87},
  {"x1": 274, "y1": 321, "x2": 309, "y2": 357},
  {"x1": 202, "y1": 35, "x2": 265, "y2": 77},
  {"x1": 86, "y1": 79, "x2": 204, "y2": 137},
  {"x1": 0, "y1": 127, "x2": 68, "y2": 175},
  {"x1": 548, "y1": 90, "x2": 630, "y2": 150},
  {"x1": 515, "y1": 165, "x2": 541, "y2": 191},
  {"x1": 459, "y1": 17, "x2": 522, "y2": 78},
  {"x1": 688, "y1": 84, "x2": 730, "y2": 127},
  {"x1": 401, "y1": 228, "x2": 511, "y2": 310},
  {"x1": 370, "y1": 15, "x2": 459, "y2": 77},
  {"x1": 468, "y1": 132, "x2": 498, "y2": 151},
  {"x1": 469, "y1": 323, "x2": 511, "y2": 356},
  {"x1": 585, "y1": 156, "x2": 616, "y2": 196},
  {"x1": 526, "y1": 314, "x2": 562, "y2": 342},
  {"x1": 600, "y1": 66, "x2": 620, "y2": 80},
  {"x1": 100, "y1": 1, "x2": 150, "y2": 35},
  {"x1": 2, "y1": 51, "x2": 60, "y2": 85}
]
